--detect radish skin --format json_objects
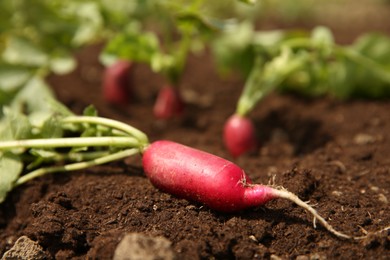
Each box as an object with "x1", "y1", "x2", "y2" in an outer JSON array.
[
  {"x1": 142, "y1": 140, "x2": 365, "y2": 240},
  {"x1": 103, "y1": 60, "x2": 132, "y2": 104},
  {"x1": 223, "y1": 114, "x2": 257, "y2": 157},
  {"x1": 143, "y1": 140, "x2": 276, "y2": 212},
  {"x1": 153, "y1": 86, "x2": 184, "y2": 119}
]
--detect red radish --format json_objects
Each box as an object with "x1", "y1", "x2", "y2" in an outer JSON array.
[
  {"x1": 153, "y1": 86, "x2": 184, "y2": 119},
  {"x1": 143, "y1": 140, "x2": 275, "y2": 212},
  {"x1": 102, "y1": 60, "x2": 132, "y2": 105},
  {"x1": 223, "y1": 114, "x2": 257, "y2": 157},
  {"x1": 142, "y1": 140, "x2": 361, "y2": 240}
]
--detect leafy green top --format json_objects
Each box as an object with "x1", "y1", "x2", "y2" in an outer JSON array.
[
  {"x1": 0, "y1": 76, "x2": 149, "y2": 203},
  {"x1": 213, "y1": 25, "x2": 390, "y2": 116}
]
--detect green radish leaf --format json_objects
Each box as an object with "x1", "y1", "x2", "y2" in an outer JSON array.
[
  {"x1": 0, "y1": 108, "x2": 32, "y2": 142},
  {"x1": 352, "y1": 33, "x2": 390, "y2": 67},
  {"x1": 0, "y1": 152, "x2": 23, "y2": 203},
  {"x1": 212, "y1": 21, "x2": 256, "y2": 76},
  {"x1": 339, "y1": 33, "x2": 390, "y2": 98},
  {"x1": 0, "y1": 108, "x2": 32, "y2": 187},
  {"x1": 175, "y1": 11, "x2": 216, "y2": 37},
  {"x1": 83, "y1": 105, "x2": 98, "y2": 117},
  {"x1": 69, "y1": 2, "x2": 104, "y2": 46},
  {"x1": 9, "y1": 76, "x2": 69, "y2": 128},
  {"x1": 0, "y1": 64, "x2": 32, "y2": 92},
  {"x1": 101, "y1": 30, "x2": 159, "y2": 64},
  {"x1": 49, "y1": 54, "x2": 76, "y2": 75},
  {"x1": 2, "y1": 36, "x2": 49, "y2": 67},
  {"x1": 40, "y1": 117, "x2": 64, "y2": 139},
  {"x1": 237, "y1": 47, "x2": 309, "y2": 116},
  {"x1": 327, "y1": 57, "x2": 354, "y2": 99},
  {"x1": 311, "y1": 26, "x2": 334, "y2": 47},
  {"x1": 80, "y1": 105, "x2": 99, "y2": 138},
  {"x1": 151, "y1": 53, "x2": 175, "y2": 75}
]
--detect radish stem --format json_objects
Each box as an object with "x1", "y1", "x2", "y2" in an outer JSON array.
[
  {"x1": 22, "y1": 151, "x2": 111, "y2": 163},
  {"x1": 15, "y1": 148, "x2": 139, "y2": 186},
  {"x1": 61, "y1": 116, "x2": 148, "y2": 144},
  {"x1": 0, "y1": 137, "x2": 141, "y2": 150}
]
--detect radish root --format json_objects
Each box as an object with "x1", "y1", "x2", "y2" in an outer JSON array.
[{"x1": 271, "y1": 187, "x2": 370, "y2": 240}]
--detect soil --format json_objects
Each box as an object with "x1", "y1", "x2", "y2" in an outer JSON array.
[{"x1": 1, "y1": 14, "x2": 390, "y2": 259}]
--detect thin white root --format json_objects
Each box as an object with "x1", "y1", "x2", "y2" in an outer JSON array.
[
  {"x1": 271, "y1": 187, "x2": 367, "y2": 240},
  {"x1": 267, "y1": 175, "x2": 277, "y2": 186},
  {"x1": 358, "y1": 225, "x2": 368, "y2": 235}
]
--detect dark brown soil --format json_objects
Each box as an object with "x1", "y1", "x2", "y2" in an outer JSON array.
[{"x1": 1, "y1": 24, "x2": 390, "y2": 259}]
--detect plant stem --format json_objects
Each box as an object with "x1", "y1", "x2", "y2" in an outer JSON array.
[
  {"x1": 0, "y1": 137, "x2": 140, "y2": 150},
  {"x1": 58, "y1": 150, "x2": 113, "y2": 162},
  {"x1": 15, "y1": 148, "x2": 140, "y2": 187},
  {"x1": 61, "y1": 116, "x2": 149, "y2": 144},
  {"x1": 236, "y1": 48, "x2": 308, "y2": 116},
  {"x1": 23, "y1": 150, "x2": 112, "y2": 164}
]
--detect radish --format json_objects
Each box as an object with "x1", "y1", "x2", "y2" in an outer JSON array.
[
  {"x1": 142, "y1": 140, "x2": 364, "y2": 240},
  {"x1": 142, "y1": 140, "x2": 270, "y2": 212},
  {"x1": 153, "y1": 86, "x2": 184, "y2": 119},
  {"x1": 102, "y1": 60, "x2": 132, "y2": 105},
  {"x1": 223, "y1": 114, "x2": 257, "y2": 157}
]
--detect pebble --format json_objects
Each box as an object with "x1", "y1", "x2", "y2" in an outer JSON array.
[
  {"x1": 1, "y1": 236, "x2": 47, "y2": 260},
  {"x1": 113, "y1": 233, "x2": 174, "y2": 260},
  {"x1": 378, "y1": 193, "x2": 388, "y2": 204}
]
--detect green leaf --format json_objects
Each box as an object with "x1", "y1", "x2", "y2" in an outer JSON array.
[
  {"x1": 9, "y1": 77, "x2": 58, "y2": 127},
  {"x1": 68, "y1": 2, "x2": 104, "y2": 46},
  {"x1": 0, "y1": 152, "x2": 23, "y2": 203},
  {"x1": 311, "y1": 26, "x2": 334, "y2": 47},
  {"x1": 49, "y1": 53, "x2": 76, "y2": 75},
  {"x1": 40, "y1": 117, "x2": 64, "y2": 139},
  {"x1": 1, "y1": 75, "x2": 73, "y2": 141},
  {"x1": 0, "y1": 64, "x2": 33, "y2": 107},
  {"x1": 2, "y1": 36, "x2": 49, "y2": 68},
  {"x1": 0, "y1": 108, "x2": 32, "y2": 142},
  {"x1": 327, "y1": 57, "x2": 354, "y2": 99},
  {"x1": 212, "y1": 21, "x2": 256, "y2": 76},
  {"x1": 0, "y1": 64, "x2": 32, "y2": 92},
  {"x1": 310, "y1": 26, "x2": 334, "y2": 57},
  {"x1": 175, "y1": 11, "x2": 216, "y2": 37},
  {"x1": 352, "y1": 33, "x2": 390, "y2": 67},
  {"x1": 151, "y1": 53, "x2": 175, "y2": 75},
  {"x1": 237, "y1": 47, "x2": 309, "y2": 116},
  {"x1": 83, "y1": 105, "x2": 98, "y2": 117},
  {"x1": 101, "y1": 30, "x2": 159, "y2": 64}
]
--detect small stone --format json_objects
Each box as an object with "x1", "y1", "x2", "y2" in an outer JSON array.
[
  {"x1": 248, "y1": 235, "x2": 258, "y2": 242},
  {"x1": 310, "y1": 253, "x2": 327, "y2": 260},
  {"x1": 331, "y1": 190, "x2": 343, "y2": 197},
  {"x1": 378, "y1": 194, "x2": 388, "y2": 204},
  {"x1": 113, "y1": 233, "x2": 174, "y2": 260},
  {"x1": 270, "y1": 254, "x2": 282, "y2": 260},
  {"x1": 369, "y1": 186, "x2": 379, "y2": 192},
  {"x1": 1, "y1": 236, "x2": 47, "y2": 260},
  {"x1": 353, "y1": 133, "x2": 376, "y2": 145}
]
